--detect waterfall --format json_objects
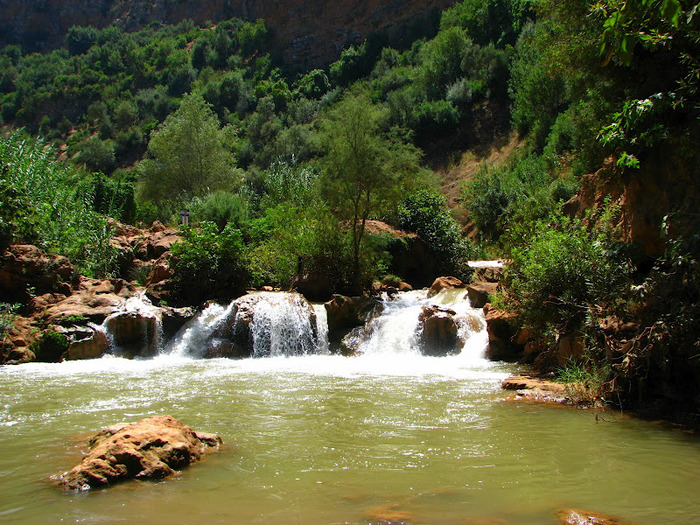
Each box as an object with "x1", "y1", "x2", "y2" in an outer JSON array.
[
  {"x1": 168, "y1": 302, "x2": 234, "y2": 358},
  {"x1": 313, "y1": 303, "x2": 330, "y2": 355},
  {"x1": 103, "y1": 292, "x2": 164, "y2": 357},
  {"x1": 353, "y1": 289, "x2": 487, "y2": 360},
  {"x1": 249, "y1": 293, "x2": 321, "y2": 357},
  {"x1": 160, "y1": 289, "x2": 487, "y2": 361}
]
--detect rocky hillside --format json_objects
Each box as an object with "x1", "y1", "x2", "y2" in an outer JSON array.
[{"x1": 0, "y1": 0, "x2": 457, "y2": 67}]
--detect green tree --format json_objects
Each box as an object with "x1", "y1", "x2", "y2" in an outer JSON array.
[
  {"x1": 138, "y1": 92, "x2": 241, "y2": 205},
  {"x1": 318, "y1": 94, "x2": 424, "y2": 290}
]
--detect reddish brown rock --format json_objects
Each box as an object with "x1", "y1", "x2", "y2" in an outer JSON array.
[
  {"x1": 63, "y1": 327, "x2": 110, "y2": 361},
  {"x1": 556, "y1": 508, "x2": 636, "y2": 525},
  {"x1": 324, "y1": 294, "x2": 382, "y2": 339},
  {"x1": 55, "y1": 415, "x2": 221, "y2": 491},
  {"x1": 418, "y1": 305, "x2": 460, "y2": 356},
  {"x1": 483, "y1": 304, "x2": 522, "y2": 362},
  {"x1": 427, "y1": 276, "x2": 464, "y2": 298},
  {"x1": 502, "y1": 375, "x2": 569, "y2": 404},
  {"x1": 466, "y1": 281, "x2": 498, "y2": 308},
  {"x1": 0, "y1": 244, "x2": 75, "y2": 303}
]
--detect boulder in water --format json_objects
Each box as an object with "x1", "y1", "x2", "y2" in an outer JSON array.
[
  {"x1": 55, "y1": 415, "x2": 221, "y2": 491},
  {"x1": 466, "y1": 281, "x2": 498, "y2": 309},
  {"x1": 418, "y1": 305, "x2": 460, "y2": 356},
  {"x1": 427, "y1": 276, "x2": 464, "y2": 298},
  {"x1": 62, "y1": 325, "x2": 110, "y2": 360},
  {"x1": 483, "y1": 304, "x2": 522, "y2": 362},
  {"x1": 324, "y1": 294, "x2": 382, "y2": 340},
  {"x1": 105, "y1": 311, "x2": 159, "y2": 358}
]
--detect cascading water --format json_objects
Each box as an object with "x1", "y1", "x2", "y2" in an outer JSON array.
[
  {"x1": 351, "y1": 288, "x2": 487, "y2": 363},
  {"x1": 169, "y1": 302, "x2": 234, "y2": 358},
  {"x1": 102, "y1": 292, "x2": 164, "y2": 357},
  {"x1": 248, "y1": 292, "x2": 322, "y2": 357},
  {"x1": 167, "y1": 291, "x2": 328, "y2": 359}
]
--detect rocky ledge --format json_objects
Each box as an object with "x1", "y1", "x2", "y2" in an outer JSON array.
[
  {"x1": 501, "y1": 375, "x2": 570, "y2": 405},
  {"x1": 54, "y1": 415, "x2": 221, "y2": 491}
]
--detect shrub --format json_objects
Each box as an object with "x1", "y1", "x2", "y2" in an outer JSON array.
[
  {"x1": 398, "y1": 189, "x2": 476, "y2": 280},
  {"x1": 503, "y1": 211, "x2": 631, "y2": 338},
  {"x1": 0, "y1": 131, "x2": 118, "y2": 277},
  {"x1": 169, "y1": 221, "x2": 250, "y2": 302},
  {"x1": 187, "y1": 191, "x2": 250, "y2": 231}
]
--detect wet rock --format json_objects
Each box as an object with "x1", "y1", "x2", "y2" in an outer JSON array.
[
  {"x1": 483, "y1": 304, "x2": 522, "y2": 362},
  {"x1": 55, "y1": 415, "x2": 221, "y2": 491},
  {"x1": 427, "y1": 276, "x2": 464, "y2": 298},
  {"x1": 466, "y1": 281, "x2": 498, "y2": 309},
  {"x1": 210, "y1": 292, "x2": 319, "y2": 358},
  {"x1": 339, "y1": 325, "x2": 371, "y2": 356},
  {"x1": 160, "y1": 305, "x2": 197, "y2": 341},
  {"x1": 418, "y1": 305, "x2": 460, "y2": 356},
  {"x1": 105, "y1": 312, "x2": 159, "y2": 358},
  {"x1": 556, "y1": 508, "x2": 636, "y2": 525},
  {"x1": 61, "y1": 325, "x2": 110, "y2": 360},
  {"x1": 502, "y1": 376, "x2": 569, "y2": 404},
  {"x1": 324, "y1": 295, "x2": 382, "y2": 340}
]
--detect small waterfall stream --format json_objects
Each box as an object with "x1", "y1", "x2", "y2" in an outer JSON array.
[{"x1": 154, "y1": 288, "x2": 488, "y2": 362}]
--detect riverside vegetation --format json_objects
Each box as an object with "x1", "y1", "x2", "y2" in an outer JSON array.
[{"x1": 1, "y1": 0, "x2": 699, "y2": 423}]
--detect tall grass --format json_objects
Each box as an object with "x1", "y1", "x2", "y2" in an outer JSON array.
[{"x1": 0, "y1": 130, "x2": 117, "y2": 277}]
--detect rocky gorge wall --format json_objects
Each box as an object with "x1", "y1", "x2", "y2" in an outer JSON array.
[{"x1": 0, "y1": 0, "x2": 458, "y2": 67}]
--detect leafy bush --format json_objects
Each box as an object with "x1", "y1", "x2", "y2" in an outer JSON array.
[
  {"x1": 398, "y1": 189, "x2": 476, "y2": 280},
  {"x1": 169, "y1": 221, "x2": 250, "y2": 302},
  {"x1": 503, "y1": 211, "x2": 631, "y2": 338},
  {"x1": 187, "y1": 191, "x2": 250, "y2": 231},
  {"x1": 0, "y1": 303, "x2": 19, "y2": 347}
]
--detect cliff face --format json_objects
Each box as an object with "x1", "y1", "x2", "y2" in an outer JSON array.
[{"x1": 0, "y1": 0, "x2": 457, "y2": 67}]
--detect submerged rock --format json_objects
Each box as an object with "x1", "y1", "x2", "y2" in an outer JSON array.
[
  {"x1": 55, "y1": 415, "x2": 221, "y2": 491},
  {"x1": 556, "y1": 508, "x2": 636, "y2": 525},
  {"x1": 502, "y1": 375, "x2": 569, "y2": 404}
]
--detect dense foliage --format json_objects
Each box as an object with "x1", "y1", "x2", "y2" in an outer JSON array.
[{"x1": 0, "y1": 131, "x2": 117, "y2": 276}]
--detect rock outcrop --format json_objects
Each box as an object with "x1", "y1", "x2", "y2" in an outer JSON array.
[
  {"x1": 0, "y1": 244, "x2": 75, "y2": 304},
  {"x1": 55, "y1": 415, "x2": 221, "y2": 491}
]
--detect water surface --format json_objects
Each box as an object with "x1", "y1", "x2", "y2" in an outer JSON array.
[{"x1": 1, "y1": 291, "x2": 698, "y2": 524}]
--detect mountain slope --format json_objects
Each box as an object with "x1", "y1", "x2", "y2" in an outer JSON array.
[{"x1": 0, "y1": 0, "x2": 457, "y2": 67}]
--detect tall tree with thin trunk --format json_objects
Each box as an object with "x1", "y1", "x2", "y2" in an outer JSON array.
[{"x1": 318, "y1": 93, "x2": 424, "y2": 291}]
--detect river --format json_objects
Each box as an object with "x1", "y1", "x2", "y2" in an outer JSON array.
[{"x1": 1, "y1": 291, "x2": 698, "y2": 524}]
